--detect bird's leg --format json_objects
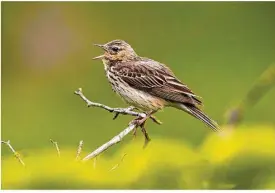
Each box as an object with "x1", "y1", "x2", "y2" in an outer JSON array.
[
  {"x1": 131, "y1": 110, "x2": 155, "y2": 144},
  {"x1": 132, "y1": 127, "x2": 138, "y2": 137},
  {"x1": 132, "y1": 110, "x2": 155, "y2": 126},
  {"x1": 140, "y1": 121, "x2": 151, "y2": 148}
]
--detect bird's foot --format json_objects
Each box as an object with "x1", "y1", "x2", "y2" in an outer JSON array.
[
  {"x1": 132, "y1": 127, "x2": 138, "y2": 137},
  {"x1": 131, "y1": 115, "x2": 149, "y2": 127},
  {"x1": 149, "y1": 115, "x2": 162, "y2": 125},
  {"x1": 131, "y1": 113, "x2": 152, "y2": 147},
  {"x1": 140, "y1": 124, "x2": 151, "y2": 148}
]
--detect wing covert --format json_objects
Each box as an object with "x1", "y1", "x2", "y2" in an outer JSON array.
[{"x1": 113, "y1": 60, "x2": 202, "y2": 106}]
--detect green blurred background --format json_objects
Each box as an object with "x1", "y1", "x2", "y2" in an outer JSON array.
[{"x1": 1, "y1": 2, "x2": 275, "y2": 189}]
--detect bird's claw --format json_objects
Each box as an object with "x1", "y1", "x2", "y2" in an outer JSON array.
[
  {"x1": 132, "y1": 127, "x2": 138, "y2": 137},
  {"x1": 149, "y1": 115, "x2": 162, "y2": 125},
  {"x1": 130, "y1": 116, "x2": 151, "y2": 147},
  {"x1": 131, "y1": 116, "x2": 147, "y2": 127}
]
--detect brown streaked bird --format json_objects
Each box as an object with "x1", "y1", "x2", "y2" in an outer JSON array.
[{"x1": 93, "y1": 39, "x2": 220, "y2": 132}]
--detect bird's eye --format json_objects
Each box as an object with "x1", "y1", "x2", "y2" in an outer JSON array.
[{"x1": 111, "y1": 46, "x2": 119, "y2": 52}]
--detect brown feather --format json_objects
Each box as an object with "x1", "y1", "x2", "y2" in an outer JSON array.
[
  {"x1": 95, "y1": 39, "x2": 219, "y2": 131},
  {"x1": 113, "y1": 59, "x2": 202, "y2": 106}
]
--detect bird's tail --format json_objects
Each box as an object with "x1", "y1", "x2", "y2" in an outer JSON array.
[{"x1": 178, "y1": 103, "x2": 220, "y2": 132}]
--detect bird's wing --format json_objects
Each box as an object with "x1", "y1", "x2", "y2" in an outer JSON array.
[{"x1": 113, "y1": 60, "x2": 202, "y2": 106}]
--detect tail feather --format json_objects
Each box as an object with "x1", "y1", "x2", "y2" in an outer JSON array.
[{"x1": 178, "y1": 104, "x2": 220, "y2": 132}]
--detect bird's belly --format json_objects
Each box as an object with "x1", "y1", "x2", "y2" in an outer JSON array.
[
  {"x1": 105, "y1": 68, "x2": 165, "y2": 111},
  {"x1": 115, "y1": 83, "x2": 165, "y2": 111}
]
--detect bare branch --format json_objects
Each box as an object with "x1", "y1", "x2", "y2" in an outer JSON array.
[
  {"x1": 74, "y1": 88, "x2": 162, "y2": 124},
  {"x1": 109, "y1": 153, "x2": 127, "y2": 171},
  {"x1": 74, "y1": 88, "x2": 162, "y2": 162},
  {"x1": 75, "y1": 140, "x2": 84, "y2": 160},
  {"x1": 50, "y1": 139, "x2": 61, "y2": 157},
  {"x1": 82, "y1": 123, "x2": 136, "y2": 161},
  {"x1": 1, "y1": 140, "x2": 25, "y2": 166}
]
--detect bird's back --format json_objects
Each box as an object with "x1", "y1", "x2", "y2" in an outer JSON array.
[{"x1": 104, "y1": 57, "x2": 202, "y2": 108}]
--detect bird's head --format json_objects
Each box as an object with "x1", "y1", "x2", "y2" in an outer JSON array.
[{"x1": 93, "y1": 40, "x2": 137, "y2": 62}]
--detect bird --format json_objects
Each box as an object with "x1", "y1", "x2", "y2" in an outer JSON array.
[{"x1": 93, "y1": 39, "x2": 220, "y2": 134}]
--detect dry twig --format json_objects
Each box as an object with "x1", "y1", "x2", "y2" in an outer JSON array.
[
  {"x1": 109, "y1": 153, "x2": 127, "y2": 171},
  {"x1": 1, "y1": 140, "x2": 25, "y2": 166},
  {"x1": 82, "y1": 123, "x2": 136, "y2": 161},
  {"x1": 74, "y1": 88, "x2": 161, "y2": 161},
  {"x1": 76, "y1": 140, "x2": 84, "y2": 160},
  {"x1": 50, "y1": 139, "x2": 61, "y2": 157},
  {"x1": 74, "y1": 88, "x2": 162, "y2": 125}
]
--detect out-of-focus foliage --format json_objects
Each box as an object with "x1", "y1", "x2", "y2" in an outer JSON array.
[
  {"x1": 226, "y1": 64, "x2": 275, "y2": 125},
  {"x1": 2, "y1": 125, "x2": 275, "y2": 189}
]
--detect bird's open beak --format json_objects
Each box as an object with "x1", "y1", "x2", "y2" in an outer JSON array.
[
  {"x1": 92, "y1": 55, "x2": 104, "y2": 60},
  {"x1": 93, "y1": 44, "x2": 106, "y2": 60}
]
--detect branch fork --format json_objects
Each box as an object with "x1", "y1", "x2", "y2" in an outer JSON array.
[{"x1": 74, "y1": 88, "x2": 162, "y2": 161}]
